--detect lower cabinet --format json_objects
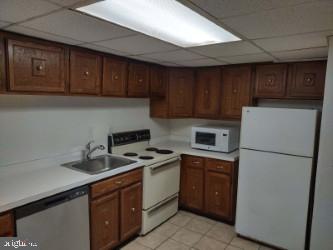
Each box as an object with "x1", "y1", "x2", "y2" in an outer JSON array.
[
  {"x1": 180, "y1": 155, "x2": 238, "y2": 223},
  {"x1": 90, "y1": 168, "x2": 143, "y2": 250},
  {"x1": 0, "y1": 211, "x2": 15, "y2": 237}
]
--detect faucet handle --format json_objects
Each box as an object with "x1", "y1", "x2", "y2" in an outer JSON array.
[{"x1": 86, "y1": 140, "x2": 94, "y2": 150}]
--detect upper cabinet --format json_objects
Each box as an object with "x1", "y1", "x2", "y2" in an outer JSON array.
[
  {"x1": 221, "y1": 66, "x2": 252, "y2": 119},
  {"x1": 7, "y1": 38, "x2": 67, "y2": 93},
  {"x1": 254, "y1": 64, "x2": 288, "y2": 98},
  {"x1": 288, "y1": 61, "x2": 326, "y2": 99},
  {"x1": 127, "y1": 62, "x2": 150, "y2": 97},
  {"x1": 194, "y1": 67, "x2": 221, "y2": 119},
  {"x1": 70, "y1": 49, "x2": 101, "y2": 95},
  {"x1": 102, "y1": 56, "x2": 128, "y2": 97},
  {"x1": 168, "y1": 68, "x2": 194, "y2": 117},
  {"x1": 150, "y1": 65, "x2": 167, "y2": 97}
]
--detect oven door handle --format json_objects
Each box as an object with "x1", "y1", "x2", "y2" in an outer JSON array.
[{"x1": 149, "y1": 156, "x2": 180, "y2": 171}]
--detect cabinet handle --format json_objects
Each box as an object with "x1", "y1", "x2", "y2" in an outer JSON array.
[
  {"x1": 115, "y1": 180, "x2": 122, "y2": 185},
  {"x1": 217, "y1": 166, "x2": 224, "y2": 170},
  {"x1": 138, "y1": 78, "x2": 143, "y2": 83},
  {"x1": 36, "y1": 65, "x2": 43, "y2": 71},
  {"x1": 232, "y1": 89, "x2": 237, "y2": 94},
  {"x1": 192, "y1": 161, "x2": 201, "y2": 164},
  {"x1": 131, "y1": 207, "x2": 136, "y2": 212},
  {"x1": 192, "y1": 186, "x2": 196, "y2": 190},
  {"x1": 215, "y1": 192, "x2": 219, "y2": 196},
  {"x1": 105, "y1": 220, "x2": 109, "y2": 226},
  {"x1": 84, "y1": 71, "x2": 89, "y2": 76},
  {"x1": 113, "y1": 75, "x2": 119, "y2": 80},
  {"x1": 204, "y1": 90, "x2": 209, "y2": 95}
]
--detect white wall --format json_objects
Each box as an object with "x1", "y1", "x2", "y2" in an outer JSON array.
[
  {"x1": 310, "y1": 36, "x2": 333, "y2": 249},
  {"x1": 0, "y1": 95, "x2": 169, "y2": 167}
]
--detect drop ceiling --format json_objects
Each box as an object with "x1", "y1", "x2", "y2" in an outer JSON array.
[{"x1": 1, "y1": 0, "x2": 332, "y2": 66}]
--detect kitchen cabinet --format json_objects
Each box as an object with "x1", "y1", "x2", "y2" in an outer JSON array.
[
  {"x1": 195, "y1": 67, "x2": 221, "y2": 119},
  {"x1": 150, "y1": 97, "x2": 169, "y2": 118},
  {"x1": 120, "y1": 182, "x2": 142, "y2": 241},
  {"x1": 221, "y1": 65, "x2": 252, "y2": 119},
  {"x1": 7, "y1": 38, "x2": 67, "y2": 93},
  {"x1": 70, "y1": 49, "x2": 101, "y2": 95},
  {"x1": 254, "y1": 64, "x2": 288, "y2": 98},
  {"x1": 0, "y1": 35, "x2": 6, "y2": 92},
  {"x1": 90, "y1": 168, "x2": 143, "y2": 249},
  {"x1": 0, "y1": 211, "x2": 15, "y2": 237},
  {"x1": 168, "y1": 68, "x2": 194, "y2": 117},
  {"x1": 91, "y1": 192, "x2": 119, "y2": 250},
  {"x1": 150, "y1": 65, "x2": 167, "y2": 97},
  {"x1": 180, "y1": 155, "x2": 238, "y2": 223},
  {"x1": 102, "y1": 56, "x2": 128, "y2": 97},
  {"x1": 127, "y1": 62, "x2": 150, "y2": 97},
  {"x1": 288, "y1": 61, "x2": 326, "y2": 99}
]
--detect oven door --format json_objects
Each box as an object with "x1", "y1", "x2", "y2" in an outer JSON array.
[{"x1": 143, "y1": 157, "x2": 180, "y2": 210}]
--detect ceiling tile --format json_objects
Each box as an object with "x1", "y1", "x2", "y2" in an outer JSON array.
[
  {"x1": 95, "y1": 35, "x2": 178, "y2": 55},
  {"x1": 253, "y1": 31, "x2": 333, "y2": 52},
  {"x1": 190, "y1": 0, "x2": 310, "y2": 19},
  {"x1": 143, "y1": 49, "x2": 204, "y2": 62},
  {"x1": 0, "y1": 0, "x2": 60, "y2": 23},
  {"x1": 222, "y1": 1, "x2": 333, "y2": 39},
  {"x1": 0, "y1": 21, "x2": 11, "y2": 28},
  {"x1": 176, "y1": 58, "x2": 226, "y2": 67},
  {"x1": 20, "y1": 9, "x2": 135, "y2": 43},
  {"x1": 220, "y1": 52, "x2": 274, "y2": 64},
  {"x1": 5, "y1": 25, "x2": 82, "y2": 45},
  {"x1": 78, "y1": 43, "x2": 130, "y2": 56},
  {"x1": 272, "y1": 47, "x2": 328, "y2": 61},
  {"x1": 189, "y1": 41, "x2": 261, "y2": 57}
]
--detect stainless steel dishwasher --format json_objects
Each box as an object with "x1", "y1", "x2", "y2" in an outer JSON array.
[{"x1": 15, "y1": 186, "x2": 90, "y2": 250}]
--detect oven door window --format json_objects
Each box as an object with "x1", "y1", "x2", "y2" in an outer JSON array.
[{"x1": 195, "y1": 132, "x2": 216, "y2": 146}]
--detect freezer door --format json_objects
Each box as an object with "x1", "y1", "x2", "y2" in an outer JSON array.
[
  {"x1": 235, "y1": 149, "x2": 313, "y2": 250},
  {"x1": 241, "y1": 107, "x2": 317, "y2": 157}
]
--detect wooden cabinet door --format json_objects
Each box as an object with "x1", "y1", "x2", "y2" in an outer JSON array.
[
  {"x1": 102, "y1": 56, "x2": 127, "y2": 96},
  {"x1": 0, "y1": 36, "x2": 6, "y2": 92},
  {"x1": 7, "y1": 39, "x2": 66, "y2": 93},
  {"x1": 0, "y1": 212, "x2": 14, "y2": 237},
  {"x1": 120, "y1": 182, "x2": 142, "y2": 241},
  {"x1": 221, "y1": 66, "x2": 252, "y2": 119},
  {"x1": 70, "y1": 50, "x2": 101, "y2": 95},
  {"x1": 289, "y1": 61, "x2": 326, "y2": 99},
  {"x1": 91, "y1": 191, "x2": 119, "y2": 250},
  {"x1": 205, "y1": 171, "x2": 231, "y2": 219},
  {"x1": 195, "y1": 67, "x2": 221, "y2": 118},
  {"x1": 168, "y1": 68, "x2": 194, "y2": 117},
  {"x1": 185, "y1": 167, "x2": 204, "y2": 210},
  {"x1": 150, "y1": 65, "x2": 167, "y2": 97},
  {"x1": 127, "y1": 62, "x2": 149, "y2": 97},
  {"x1": 254, "y1": 64, "x2": 287, "y2": 98}
]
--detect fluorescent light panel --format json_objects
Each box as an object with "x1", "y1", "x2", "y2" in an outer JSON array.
[{"x1": 77, "y1": 0, "x2": 241, "y2": 47}]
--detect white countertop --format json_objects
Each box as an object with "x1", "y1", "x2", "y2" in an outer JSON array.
[{"x1": 0, "y1": 140, "x2": 238, "y2": 213}]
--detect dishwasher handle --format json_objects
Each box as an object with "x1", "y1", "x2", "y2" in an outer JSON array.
[{"x1": 16, "y1": 186, "x2": 88, "y2": 220}]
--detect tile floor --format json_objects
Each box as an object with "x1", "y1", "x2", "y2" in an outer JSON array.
[{"x1": 120, "y1": 210, "x2": 275, "y2": 250}]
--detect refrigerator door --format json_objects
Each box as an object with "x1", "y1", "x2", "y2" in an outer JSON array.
[
  {"x1": 235, "y1": 149, "x2": 313, "y2": 250},
  {"x1": 241, "y1": 107, "x2": 318, "y2": 157}
]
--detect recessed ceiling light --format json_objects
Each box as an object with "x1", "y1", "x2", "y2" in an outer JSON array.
[{"x1": 77, "y1": 0, "x2": 241, "y2": 48}]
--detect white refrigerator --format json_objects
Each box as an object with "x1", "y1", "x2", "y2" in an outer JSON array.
[{"x1": 235, "y1": 107, "x2": 318, "y2": 250}]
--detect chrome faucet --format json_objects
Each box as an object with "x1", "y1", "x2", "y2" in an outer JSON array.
[{"x1": 85, "y1": 141, "x2": 105, "y2": 160}]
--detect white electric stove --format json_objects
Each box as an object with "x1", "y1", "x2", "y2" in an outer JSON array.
[{"x1": 109, "y1": 130, "x2": 180, "y2": 235}]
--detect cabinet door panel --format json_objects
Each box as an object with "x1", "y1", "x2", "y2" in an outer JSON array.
[
  {"x1": 205, "y1": 171, "x2": 231, "y2": 219},
  {"x1": 254, "y1": 64, "x2": 287, "y2": 98},
  {"x1": 221, "y1": 66, "x2": 252, "y2": 119},
  {"x1": 128, "y1": 62, "x2": 149, "y2": 97},
  {"x1": 289, "y1": 61, "x2": 326, "y2": 98},
  {"x1": 0, "y1": 36, "x2": 6, "y2": 92},
  {"x1": 0, "y1": 212, "x2": 14, "y2": 237},
  {"x1": 195, "y1": 67, "x2": 221, "y2": 118},
  {"x1": 168, "y1": 68, "x2": 194, "y2": 117},
  {"x1": 150, "y1": 65, "x2": 167, "y2": 97},
  {"x1": 70, "y1": 50, "x2": 101, "y2": 95},
  {"x1": 91, "y1": 192, "x2": 119, "y2": 250},
  {"x1": 185, "y1": 167, "x2": 204, "y2": 210},
  {"x1": 102, "y1": 56, "x2": 127, "y2": 96},
  {"x1": 120, "y1": 182, "x2": 142, "y2": 241},
  {"x1": 7, "y1": 39, "x2": 66, "y2": 93}
]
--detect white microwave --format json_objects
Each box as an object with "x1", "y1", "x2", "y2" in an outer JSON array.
[{"x1": 191, "y1": 125, "x2": 240, "y2": 153}]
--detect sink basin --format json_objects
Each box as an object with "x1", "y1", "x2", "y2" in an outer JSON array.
[{"x1": 62, "y1": 155, "x2": 137, "y2": 175}]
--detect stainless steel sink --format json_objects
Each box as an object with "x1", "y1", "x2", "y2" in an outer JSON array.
[{"x1": 62, "y1": 155, "x2": 137, "y2": 175}]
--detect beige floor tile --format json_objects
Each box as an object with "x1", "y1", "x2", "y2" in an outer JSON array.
[
  {"x1": 154, "y1": 222, "x2": 181, "y2": 237},
  {"x1": 172, "y1": 228, "x2": 203, "y2": 246},
  {"x1": 191, "y1": 213, "x2": 217, "y2": 226},
  {"x1": 185, "y1": 218, "x2": 214, "y2": 234},
  {"x1": 225, "y1": 245, "x2": 242, "y2": 250},
  {"x1": 206, "y1": 223, "x2": 236, "y2": 244},
  {"x1": 120, "y1": 241, "x2": 152, "y2": 250},
  {"x1": 178, "y1": 210, "x2": 196, "y2": 218},
  {"x1": 157, "y1": 239, "x2": 190, "y2": 250},
  {"x1": 136, "y1": 231, "x2": 168, "y2": 249},
  {"x1": 230, "y1": 237, "x2": 260, "y2": 250},
  {"x1": 194, "y1": 236, "x2": 228, "y2": 250},
  {"x1": 169, "y1": 212, "x2": 192, "y2": 227}
]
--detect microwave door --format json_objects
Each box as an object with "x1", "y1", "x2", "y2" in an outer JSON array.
[{"x1": 195, "y1": 132, "x2": 216, "y2": 148}]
